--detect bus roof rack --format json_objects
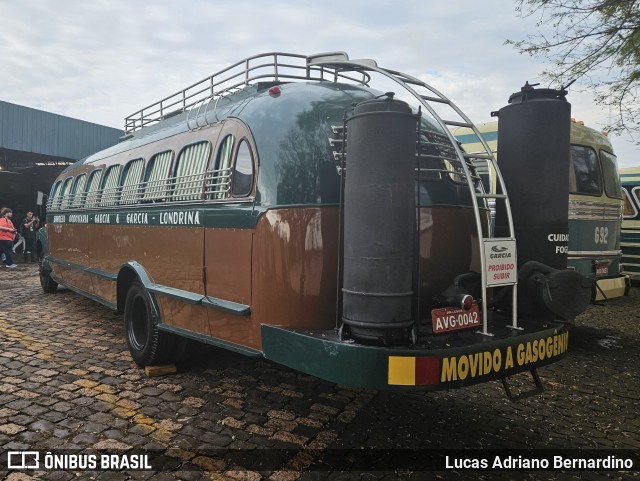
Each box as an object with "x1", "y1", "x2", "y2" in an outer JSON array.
[{"x1": 123, "y1": 52, "x2": 373, "y2": 134}]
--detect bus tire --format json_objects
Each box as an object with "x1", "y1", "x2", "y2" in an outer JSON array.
[
  {"x1": 124, "y1": 281, "x2": 173, "y2": 367},
  {"x1": 39, "y1": 254, "x2": 58, "y2": 293}
]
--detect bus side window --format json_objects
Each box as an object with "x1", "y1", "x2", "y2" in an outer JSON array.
[
  {"x1": 57, "y1": 177, "x2": 74, "y2": 210},
  {"x1": 85, "y1": 169, "x2": 104, "y2": 208},
  {"x1": 173, "y1": 142, "x2": 212, "y2": 201},
  {"x1": 623, "y1": 189, "x2": 638, "y2": 219},
  {"x1": 231, "y1": 140, "x2": 254, "y2": 197},
  {"x1": 49, "y1": 181, "x2": 62, "y2": 210},
  {"x1": 570, "y1": 145, "x2": 601, "y2": 196},
  {"x1": 210, "y1": 135, "x2": 234, "y2": 199},
  {"x1": 600, "y1": 150, "x2": 622, "y2": 199},
  {"x1": 99, "y1": 165, "x2": 122, "y2": 206},
  {"x1": 69, "y1": 174, "x2": 87, "y2": 209},
  {"x1": 120, "y1": 158, "x2": 144, "y2": 205},
  {"x1": 142, "y1": 151, "x2": 173, "y2": 202},
  {"x1": 633, "y1": 187, "x2": 640, "y2": 219}
]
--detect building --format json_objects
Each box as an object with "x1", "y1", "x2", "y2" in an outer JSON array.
[{"x1": 0, "y1": 100, "x2": 123, "y2": 218}]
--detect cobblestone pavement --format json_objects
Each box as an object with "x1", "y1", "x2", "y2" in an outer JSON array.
[{"x1": 0, "y1": 262, "x2": 638, "y2": 480}]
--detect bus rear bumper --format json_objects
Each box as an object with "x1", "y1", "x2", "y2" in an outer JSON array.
[
  {"x1": 261, "y1": 321, "x2": 569, "y2": 391},
  {"x1": 595, "y1": 275, "x2": 631, "y2": 301}
]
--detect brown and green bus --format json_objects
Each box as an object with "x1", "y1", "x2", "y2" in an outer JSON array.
[{"x1": 39, "y1": 53, "x2": 584, "y2": 397}]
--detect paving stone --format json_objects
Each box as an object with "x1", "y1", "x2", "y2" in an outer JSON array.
[{"x1": 1, "y1": 255, "x2": 639, "y2": 481}]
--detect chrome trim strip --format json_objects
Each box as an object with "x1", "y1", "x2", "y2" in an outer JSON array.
[
  {"x1": 568, "y1": 200, "x2": 623, "y2": 221},
  {"x1": 568, "y1": 250, "x2": 622, "y2": 259}
]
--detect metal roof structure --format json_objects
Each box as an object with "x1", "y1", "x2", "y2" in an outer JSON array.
[
  {"x1": 0, "y1": 100, "x2": 124, "y2": 216},
  {"x1": 0, "y1": 100, "x2": 123, "y2": 170}
]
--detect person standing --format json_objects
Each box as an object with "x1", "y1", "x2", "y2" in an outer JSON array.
[
  {"x1": 0, "y1": 208, "x2": 18, "y2": 268},
  {"x1": 21, "y1": 211, "x2": 39, "y2": 262}
]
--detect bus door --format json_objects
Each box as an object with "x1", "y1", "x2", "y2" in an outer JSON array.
[{"x1": 203, "y1": 119, "x2": 257, "y2": 349}]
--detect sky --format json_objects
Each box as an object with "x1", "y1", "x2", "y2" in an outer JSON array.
[{"x1": 0, "y1": 0, "x2": 637, "y2": 167}]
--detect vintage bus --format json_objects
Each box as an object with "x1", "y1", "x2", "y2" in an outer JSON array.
[
  {"x1": 38, "y1": 53, "x2": 588, "y2": 398},
  {"x1": 620, "y1": 167, "x2": 640, "y2": 281},
  {"x1": 453, "y1": 119, "x2": 630, "y2": 301}
]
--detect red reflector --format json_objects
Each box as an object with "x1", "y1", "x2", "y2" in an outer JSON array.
[
  {"x1": 462, "y1": 295, "x2": 474, "y2": 310},
  {"x1": 415, "y1": 357, "x2": 440, "y2": 385},
  {"x1": 268, "y1": 86, "x2": 281, "y2": 96}
]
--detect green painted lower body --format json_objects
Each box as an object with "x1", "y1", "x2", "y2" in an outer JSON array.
[{"x1": 261, "y1": 319, "x2": 570, "y2": 391}]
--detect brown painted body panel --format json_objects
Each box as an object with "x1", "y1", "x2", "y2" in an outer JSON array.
[
  {"x1": 205, "y1": 227, "x2": 256, "y2": 348},
  {"x1": 48, "y1": 203, "x2": 485, "y2": 351},
  {"x1": 252, "y1": 208, "x2": 340, "y2": 332},
  {"x1": 205, "y1": 228, "x2": 252, "y2": 304},
  {"x1": 158, "y1": 299, "x2": 211, "y2": 337}
]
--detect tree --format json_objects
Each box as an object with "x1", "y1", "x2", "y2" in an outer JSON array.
[{"x1": 508, "y1": 0, "x2": 640, "y2": 142}]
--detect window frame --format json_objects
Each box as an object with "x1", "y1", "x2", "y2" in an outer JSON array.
[
  {"x1": 119, "y1": 158, "x2": 145, "y2": 205},
  {"x1": 99, "y1": 165, "x2": 123, "y2": 207},
  {"x1": 599, "y1": 149, "x2": 623, "y2": 199},
  {"x1": 69, "y1": 173, "x2": 88, "y2": 209},
  {"x1": 631, "y1": 187, "x2": 640, "y2": 219},
  {"x1": 230, "y1": 138, "x2": 255, "y2": 198},
  {"x1": 142, "y1": 150, "x2": 174, "y2": 202},
  {"x1": 209, "y1": 134, "x2": 235, "y2": 200},
  {"x1": 569, "y1": 144, "x2": 603, "y2": 197},
  {"x1": 172, "y1": 141, "x2": 212, "y2": 202},
  {"x1": 84, "y1": 168, "x2": 105, "y2": 209},
  {"x1": 49, "y1": 181, "x2": 62, "y2": 210},
  {"x1": 623, "y1": 188, "x2": 638, "y2": 219},
  {"x1": 57, "y1": 177, "x2": 74, "y2": 210}
]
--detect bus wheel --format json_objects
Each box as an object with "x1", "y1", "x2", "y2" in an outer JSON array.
[
  {"x1": 39, "y1": 254, "x2": 58, "y2": 293},
  {"x1": 124, "y1": 281, "x2": 172, "y2": 367}
]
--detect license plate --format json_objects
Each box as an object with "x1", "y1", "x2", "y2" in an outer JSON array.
[
  {"x1": 595, "y1": 261, "x2": 609, "y2": 277},
  {"x1": 431, "y1": 304, "x2": 480, "y2": 334}
]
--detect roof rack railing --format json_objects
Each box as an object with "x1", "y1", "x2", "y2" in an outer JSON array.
[{"x1": 124, "y1": 52, "x2": 372, "y2": 133}]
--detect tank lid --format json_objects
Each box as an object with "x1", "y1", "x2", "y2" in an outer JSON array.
[
  {"x1": 352, "y1": 92, "x2": 412, "y2": 115},
  {"x1": 508, "y1": 81, "x2": 568, "y2": 104}
]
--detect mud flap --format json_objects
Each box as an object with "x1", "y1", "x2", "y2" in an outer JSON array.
[{"x1": 501, "y1": 367, "x2": 544, "y2": 402}]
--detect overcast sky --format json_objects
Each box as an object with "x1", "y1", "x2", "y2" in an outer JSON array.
[{"x1": 0, "y1": 0, "x2": 636, "y2": 167}]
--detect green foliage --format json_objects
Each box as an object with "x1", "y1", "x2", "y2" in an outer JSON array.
[{"x1": 508, "y1": 0, "x2": 639, "y2": 142}]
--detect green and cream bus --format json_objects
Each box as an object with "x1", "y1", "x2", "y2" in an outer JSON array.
[
  {"x1": 38, "y1": 52, "x2": 585, "y2": 397},
  {"x1": 620, "y1": 167, "x2": 640, "y2": 280},
  {"x1": 453, "y1": 119, "x2": 630, "y2": 302}
]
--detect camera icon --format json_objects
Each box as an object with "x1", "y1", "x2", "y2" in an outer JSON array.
[{"x1": 7, "y1": 451, "x2": 39, "y2": 469}]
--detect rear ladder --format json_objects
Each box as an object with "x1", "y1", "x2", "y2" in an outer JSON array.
[{"x1": 310, "y1": 57, "x2": 520, "y2": 334}]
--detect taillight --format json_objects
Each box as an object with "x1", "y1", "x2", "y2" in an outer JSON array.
[{"x1": 461, "y1": 294, "x2": 474, "y2": 310}]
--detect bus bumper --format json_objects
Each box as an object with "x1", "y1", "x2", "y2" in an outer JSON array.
[
  {"x1": 595, "y1": 275, "x2": 631, "y2": 301},
  {"x1": 261, "y1": 320, "x2": 569, "y2": 391}
]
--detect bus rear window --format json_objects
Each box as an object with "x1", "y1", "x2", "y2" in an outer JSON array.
[
  {"x1": 570, "y1": 145, "x2": 601, "y2": 196},
  {"x1": 600, "y1": 150, "x2": 622, "y2": 199}
]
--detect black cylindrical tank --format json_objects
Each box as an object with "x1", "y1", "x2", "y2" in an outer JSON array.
[
  {"x1": 342, "y1": 94, "x2": 417, "y2": 345},
  {"x1": 495, "y1": 82, "x2": 571, "y2": 270}
]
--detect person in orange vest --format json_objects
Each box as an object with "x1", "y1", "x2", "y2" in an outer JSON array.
[{"x1": 0, "y1": 207, "x2": 18, "y2": 268}]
